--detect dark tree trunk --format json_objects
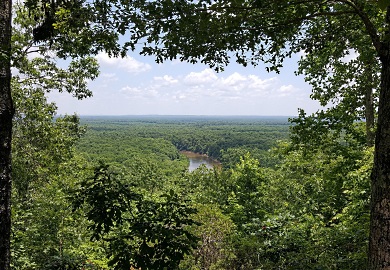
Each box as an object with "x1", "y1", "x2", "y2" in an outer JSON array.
[
  {"x1": 368, "y1": 52, "x2": 390, "y2": 269},
  {"x1": 0, "y1": 0, "x2": 13, "y2": 269}
]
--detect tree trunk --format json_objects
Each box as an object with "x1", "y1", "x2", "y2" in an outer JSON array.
[
  {"x1": 0, "y1": 0, "x2": 13, "y2": 269},
  {"x1": 368, "y1": 53, "x2": 390, "y2": 269}
]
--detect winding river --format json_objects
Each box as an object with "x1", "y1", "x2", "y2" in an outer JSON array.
[{"x1": 180, "y1": 151, "x2": 221, "y2": 172}]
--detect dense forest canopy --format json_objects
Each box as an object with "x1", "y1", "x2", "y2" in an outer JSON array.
[
  {"x1": 78, "y1": 115, "x2": 290, "y2": 163},
  {"x1": 9, "y1": 113, "x2": 371, "y2": 269}
]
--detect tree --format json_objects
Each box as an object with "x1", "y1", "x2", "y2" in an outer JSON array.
[
  {"x1": 179, "y1": 203, "x2": 236, "y2": 270},
  {"x1": 72, "y1": 163, "x2": 199, "y2": 269},
  {"x1": 259, "y1": 138, "x2": 371, "y2": 269},
  {"x1": 0, "y1": 0, "x2": 13, "y2": 268},
  {"x1": 0, "y1": 1, "x2": 103, "y2": 267},
  {"x1": 291, "y1": 9, "x2": 380, "y2": 147},
  {"x1": 9, "y1": 5, "x2": 103, "y2": 268},
  {"x1": 0, "y1": 0, "x2": 124, "y2": 266},
  {"x1": 227, "y1": 153, "x2": 265, "y2": 227}
]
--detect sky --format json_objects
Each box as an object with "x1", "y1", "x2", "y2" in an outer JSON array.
[{"x1": 48, "y1": 51, "x2": 323, "y2": 116}]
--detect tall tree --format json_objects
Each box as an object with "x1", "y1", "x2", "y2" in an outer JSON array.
[
  {"x1": 0, "y1": 0, "x2": 109, "y2": 270},
  {"x1": 10, "y1": 5, "x2": 101, "y2": 267},
  {"x1": 0, "y1": 0, "x2": 13, "y2": 269},
  {"x1": 1, "y1": 0, "x2": 121, "y2": 264}
]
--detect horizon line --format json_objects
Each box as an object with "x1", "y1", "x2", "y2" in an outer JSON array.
[{"x1": 57, "y1": 114, "x2": 297, "y2": 117}]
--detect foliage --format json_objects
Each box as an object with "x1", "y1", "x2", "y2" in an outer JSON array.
[
  {"x1": 227, "y1": 153, "x2": 266, "y2": 227},
  {"x1": 85, "y1": 1, "x2": 387, "y2": 265},
  {"x1": 252, "y1": 139, "x2": 371, "y2": 269},
  {"x1": 180, "y1": 204, "x2": 236, "y2": 270},
  {"x1": 78, "y1": 116, "x2": 289, "y2": 163},
  {"x1": 10, "y1": 107, "x2": 372, "y2": 269},
  {"x1": 10, "y1": 81, "x2": 106, "y2": 268},
  {"x1": 10, "y1": 4, "x2": 103, "y2": 269},
  {"x1": 24, "y1": 0, "x2": 121, "y2": 58},
  {"x1": 12, "y1": 4, "x2": 99, "y2": 100},
  {"x1": 72, "y1": 163, "x2": 200, "y2": 269},
  {"x1": 72, "y1": 163, "x2": 141, "y2": 240},
  {"x1": 10, "y1": 88, "x2": 94, "y2": 269}
]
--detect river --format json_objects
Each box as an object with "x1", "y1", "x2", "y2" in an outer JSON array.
[{"x1": 180, "y1": 151, "x2": 221, "y2": 172}]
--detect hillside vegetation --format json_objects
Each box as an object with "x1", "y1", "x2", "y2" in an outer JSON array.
[{"x1": 11, "y1": 115, "x2": 370, "y2": 269}]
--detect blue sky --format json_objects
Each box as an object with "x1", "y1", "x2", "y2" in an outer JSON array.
[{"x1": 49, "y1": 51, "x2": 322, "y2": 116}]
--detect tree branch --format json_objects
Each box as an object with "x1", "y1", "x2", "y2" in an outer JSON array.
[{"x1": 336, "y1": 0, "x2": 383, "y2": 58}]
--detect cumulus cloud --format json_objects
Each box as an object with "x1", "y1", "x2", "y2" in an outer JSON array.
[
  {"x1": 101, "y1": 73, "x2": 118, "y2": 82},
  {"x1": 121, "y1": 86, "x2": 142, "y2": 94},
  {"x1": 121, "y1": 85, "x2": 159, "y2": 99},
  {"x1": 221, "y1": 72, "x2": 246, "y2": 87},
  {"x1": 118, "y1": 68, "x2": 303, "y2": 104},
  {"x1": 96, "y1": 53, "x2": 151, "y2": 73},
  {"x1": 153, "y1": 75, "x2": 179, "y2": 86},
  {"x1": 277, "y1": 85, "x2": 297, "y2": 97},
  {"x1": 184, "y1": 69, "x2": 218, "y2": 85},
  {"x1": 248, "y1": 76, "x2": 276, "y2": 90}
]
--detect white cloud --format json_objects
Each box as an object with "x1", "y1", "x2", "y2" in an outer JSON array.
[
  {"x1": 102, "y1": 73, "x2": 117, "y2": 78},
  {"x1": 153, "y1": 75, "x2": 179, "y2": 86},
  {"x1": 247, "y1": 76, "x2": 276, "y2": 89},
  {"x1": 96, "y1": 53, "x2": 151, "y2": 73},
  {"x1": 173, "y1": 94, "x2": 187, "y2": 101},
  {"x1": 221, "y1": 72, "x2": 246, "y2": 87},
  {"x1": 277, "y1": 85, "x2": 297, "y2": 97},
  {"x1": 121, "y1": 86, "x2": 142, "y2": 94},
  {"x1": 49, "y1": 50, "x2": 321, "y2": 116},
  {"x1": 184, "y1": 69, "x2": 218, "y2": 85},
  {"x1": 121, "y1": 85, "x2": 160, "y2": 99},
  {"x1": 100, "y1": 73, "x2": 118, "y2": 83},
  {"x1": 216, "y1": 74, "x2": 278, "y2": 98},
  {"x1": 176, "y1": 69, "x2": 281, "y2": 100},
  {"x1": 120, "y1": 69, "x2": 286, "y2": 102}
]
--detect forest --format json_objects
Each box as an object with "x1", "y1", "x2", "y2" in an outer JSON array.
[
  {"x1": 0, "y1": 0, "x2": 388, "y2": 269},
  {"x1": 10, "y1": 112, "x2": 371, "y2": 269}
]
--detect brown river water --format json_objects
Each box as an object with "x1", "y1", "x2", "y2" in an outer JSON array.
[{"x1": 180, "y1": 151, "x2": 221, "y2": 172}]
